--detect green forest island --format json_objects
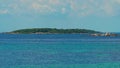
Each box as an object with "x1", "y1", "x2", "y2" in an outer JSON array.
[{"x1": 7, "y1": 28, "x2": 99, "y2": 34}]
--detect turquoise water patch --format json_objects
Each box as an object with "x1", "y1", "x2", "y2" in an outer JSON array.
[
  {"x1": 0, "y1": 34, "x2": 120, "y2": 67},
  {"x1": 4, "y1": 63, "x2": 120, "y2": 68}
]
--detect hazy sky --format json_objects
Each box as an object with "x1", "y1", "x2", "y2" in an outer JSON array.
[{"x1": 0, "y1": 0, "x2": 120, "y2": 32}]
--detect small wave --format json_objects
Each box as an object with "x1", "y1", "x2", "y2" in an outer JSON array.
[{"x1": 0, "y1": 39, "x2": 120, "y2": 44}]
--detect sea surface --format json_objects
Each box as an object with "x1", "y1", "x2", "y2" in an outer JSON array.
[{"x1": 0, "y1": 34, "x2": 120, "y2": 68}]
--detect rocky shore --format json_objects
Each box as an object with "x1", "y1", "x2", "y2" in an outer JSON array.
[{"x1": 91, "y1": 32, "x2": 118, "y2": 37}]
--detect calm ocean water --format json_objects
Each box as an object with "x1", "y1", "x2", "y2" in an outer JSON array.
[{"x1": 0, "y1": 34, "x2": 120, "y2": 68}]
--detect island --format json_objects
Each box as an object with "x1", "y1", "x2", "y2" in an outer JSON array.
[{"x1": 7, "y1": 28, "x2": 99, "y2": 34}]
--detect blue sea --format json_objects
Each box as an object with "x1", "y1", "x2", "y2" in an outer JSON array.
[{"x1": 0, "y1": 34, "x2": 120, "y2": 68}]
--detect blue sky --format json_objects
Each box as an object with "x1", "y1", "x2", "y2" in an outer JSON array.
[{"x1": 0, "y1": 0, "x2": 120, "y2": 32}]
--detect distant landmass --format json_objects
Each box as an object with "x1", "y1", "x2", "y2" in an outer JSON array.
[{"x1": 7, "y1": 28, "x2": 100, "y2": 34}]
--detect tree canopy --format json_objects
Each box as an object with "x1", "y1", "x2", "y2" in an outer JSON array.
[{"x1": 9, "y1": 28, "x2": 99, "y2": 34}]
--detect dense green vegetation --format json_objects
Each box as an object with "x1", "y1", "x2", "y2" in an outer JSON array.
[{"x1": 9, "y1": 28, "x2": 99, "y2": 34}]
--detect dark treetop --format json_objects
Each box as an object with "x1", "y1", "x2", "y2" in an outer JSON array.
[{"x1": 8, "y1": 28, "x2": 99, "y2": 34}]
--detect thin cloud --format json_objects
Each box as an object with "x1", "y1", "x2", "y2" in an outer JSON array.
[
  {"x1": 0, "y1": 9, "x2": 8, "y2": 14},
  {"x1": 0, "y1": 0, "x2": 120, "y2": 16}
]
